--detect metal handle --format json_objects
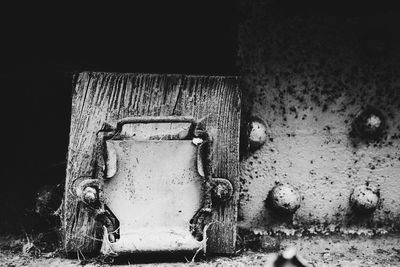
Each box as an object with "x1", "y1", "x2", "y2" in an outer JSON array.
[{"x1": 115, "y1": 116, "x2": 195, "y2": 132}]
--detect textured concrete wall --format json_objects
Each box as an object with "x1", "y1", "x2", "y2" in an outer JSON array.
[{"x1": 238, "y1": 1, "x2": 400, "y2": 234}]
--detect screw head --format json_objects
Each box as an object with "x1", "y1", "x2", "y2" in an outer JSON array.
[
  {"x1": 268, "y1": 183, "x2": 301, "y2": 214},
  {"x1": 350, "y1": 185, "x2": 379, "y2": 213}
]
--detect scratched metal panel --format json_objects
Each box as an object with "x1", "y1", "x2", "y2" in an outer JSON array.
[{"x1": 102, "y1": 140, "x2": 203, "y2": 253}]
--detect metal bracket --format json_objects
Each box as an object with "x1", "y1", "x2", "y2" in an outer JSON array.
[{"x1": 73, "y1": 116, "x2": 233, "y2": 255}]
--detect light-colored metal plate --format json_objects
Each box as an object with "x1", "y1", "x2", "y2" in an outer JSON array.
[
  {"x1": 120, "y1": 122, "x2": 192, "y2": 140},
  {"x1": 102, "y1": 140, "x2": 204, "y2": 254}
]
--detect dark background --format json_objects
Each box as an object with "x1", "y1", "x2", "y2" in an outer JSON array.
[
  {"x1": 0, "y1": 0, "x2": 399, "y2": 232},
  {"x1": 0, "y1": 1, "x2": 238, "y2": 232}
]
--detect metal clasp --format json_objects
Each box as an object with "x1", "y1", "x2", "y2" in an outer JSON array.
[{"x1": 74, "y1": 116, "x2": 232, "y2": 255}]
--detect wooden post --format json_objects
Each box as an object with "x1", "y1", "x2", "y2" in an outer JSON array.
[{"x1": 63, "y1": 72, "x2": 241, "y2": 254}]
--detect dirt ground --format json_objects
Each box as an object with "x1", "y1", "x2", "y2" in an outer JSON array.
[{"x1": 1, "y1": 234, "x2": 400, "y2": 267}]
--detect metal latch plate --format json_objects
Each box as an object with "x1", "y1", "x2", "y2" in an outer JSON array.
[{"x1": 102, "y1": 139, "x2": 204, "y2": 254}]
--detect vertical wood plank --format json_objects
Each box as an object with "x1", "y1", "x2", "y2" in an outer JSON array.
[{"x1": 63, "y1": 72, "x2": 240, "y2": 254}]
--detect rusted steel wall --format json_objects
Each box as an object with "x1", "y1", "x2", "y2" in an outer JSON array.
[{"x1": 238, "y1": 0, "x2": 400, "y2": 234}]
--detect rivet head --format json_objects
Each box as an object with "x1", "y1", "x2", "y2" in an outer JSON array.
[
  {"x1": 268, "y1": 183, "x2": 301, "y2": 214},
  {"x1": 211, "y1": 178, "x2": 233, "y2": 202},
  {"x1": 248, "y1": 117, "x2": 268, "y2": 150},
  {"x1": 83, "y1": 186, "x2": 98, "y2": 204},
  {"x1": 352, "y1": 106, "x2": 385, "y2": 140},
  {"x1": 350, "y1": 185, "x2": 380, "y2": 213}
]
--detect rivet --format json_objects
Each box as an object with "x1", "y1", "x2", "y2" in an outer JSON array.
[
  {"x1": 248, "y1": 117, "x2": 268, "y2": 150},
  {"x1": 352, "y1": 106, "x2": 385, "y2": 140},
  {"x1": 267, "y1": 183, "x2": 301, "y2": 214},
  {"x1": 211, "y1": 178, "x2": 233, "y2": 202},
  {"x1": 350, "y1": 184, "x2": 379, "y2": 213},
  {"x1": 83, "y1": 186, "x2": 98, "y2": 204}
]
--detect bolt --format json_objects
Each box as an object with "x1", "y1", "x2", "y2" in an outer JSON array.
[
  {"x1": 268, "y1": 183, "x2": 301, "y2": 214},
  {"x1": 248, "y1": 117, "x2": 268, "y2": 150},
  {"x1": 352, "y1": 106, "x2": 385, "y2": 140},
  {"x1": 83, "y1": 186, "x2": 98, "y2": 204},
  {"x1": 350, "y1": 185, "x2": 379, "y2": 213},
  {"x1": 211, "y1": 178, "x2": 233, "y2": 202}
]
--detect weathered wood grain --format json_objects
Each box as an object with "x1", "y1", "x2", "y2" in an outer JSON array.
[{"x1": 63, "y1": 72, "x2": 241, "y2": 254}]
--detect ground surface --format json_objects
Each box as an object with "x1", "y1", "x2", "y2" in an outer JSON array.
[{"x1": 1, "y1": 234, "x2": 400, "y2": 266}]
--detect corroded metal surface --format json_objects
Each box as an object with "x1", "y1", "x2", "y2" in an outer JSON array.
[{"x1": 238, "y1": 0, "x2": 400, "y2": 234}]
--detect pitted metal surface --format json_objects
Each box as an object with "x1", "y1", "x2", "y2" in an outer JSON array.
[{"x1": 238, "y1": 0, "x2": 400, "y2": 234}]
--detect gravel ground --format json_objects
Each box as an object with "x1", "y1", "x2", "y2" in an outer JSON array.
[{"x1": 1, "y1": 234, "x2": 399, "y2": 266}]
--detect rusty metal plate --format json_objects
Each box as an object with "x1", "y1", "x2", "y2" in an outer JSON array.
[{"x1": 100, "y1": 139, "x2": 204, "y2": 254}]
